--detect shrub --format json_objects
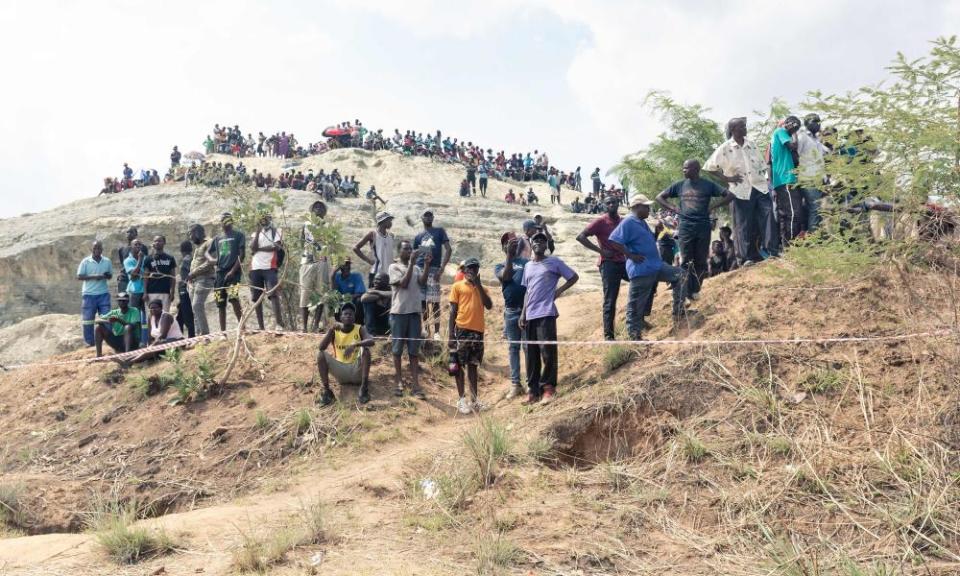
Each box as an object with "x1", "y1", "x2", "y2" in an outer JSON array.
[
  {"x1": 0, "y1": 484, "x2": 26, "y2": 529},
  {"x1": 476, "y1": 532, "x2": 520, "y2": 575},
  {"x1": 462, "y1": 418, "x2": 514, "y2": 488},
  {"x1": 604, "y1": 345, "x2": 635, "y2": 372},
  {"x1": 86, "y1": 499, "x2": 174, "y2": 564}
]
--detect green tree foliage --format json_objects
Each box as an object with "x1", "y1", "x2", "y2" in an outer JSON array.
[
  {"x1": 610, "y1": 91, "x2": 724, "y2": 195},
  {"x1": 805, "y1": 36, "x2": 960, "y2": 206}
]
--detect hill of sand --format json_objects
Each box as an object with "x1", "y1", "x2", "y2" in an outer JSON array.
[
  {"x1": 0, "y1": 252, "x2": 957, "y2": 575},
  {"x1": 0, "y1": 149, "x2": 597, "y2": 330}
]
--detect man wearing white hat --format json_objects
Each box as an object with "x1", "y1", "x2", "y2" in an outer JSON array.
[{"x1": 609, "y1": 195, "x2": 686, "y2": 340}]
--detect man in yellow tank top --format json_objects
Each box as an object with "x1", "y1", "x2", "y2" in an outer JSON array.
[{"x1": 316, "y1": 302, "x2": 375, "y2": 405}]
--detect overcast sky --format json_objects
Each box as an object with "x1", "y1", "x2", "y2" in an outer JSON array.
[{"x1": 1, "y1": 0, "x2": 958, "y2": 218}]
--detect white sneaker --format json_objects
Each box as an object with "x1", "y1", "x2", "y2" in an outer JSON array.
[
  {"x1": 457, "y1": 397, "x2": 471, "y2": 415},
  {"x1": 433, "y1": 333, "x2": 442, "y2": 342},
  {"x1": 688, "y1": 292, "x2": 701, "y2": 301},
  {"x1": 472, "y1": 400, "x2": 486, "y2": 413},
  {"x1": 505, "y1": 384, "x2": 524, "y2": 400}
]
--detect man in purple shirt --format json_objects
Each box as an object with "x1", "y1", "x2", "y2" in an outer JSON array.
[{"x1": 519, "y1": 232, "x2": 579, "y2": 405}]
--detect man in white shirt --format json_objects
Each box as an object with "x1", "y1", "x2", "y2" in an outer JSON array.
[
  {"x1": 797, "y1": 113, "x2": 827, "y2": 233},
  {"x1": 249, "y1": 212, "x2": 284, "y2": 330},
  {"x1": 704, "y1": 117, "x2": 776, "y2": 265}
]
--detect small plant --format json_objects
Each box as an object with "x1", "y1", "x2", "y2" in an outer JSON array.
[
  {"x1": 603, "y1": 345, "x2": 635, "y2": 372},
  {"x1": 231, "y1": 526, "x2": 300, "y2": 574},
  {"x1": 254, "y1": 410, "x2": 271, "y2": 430},
  {"x1": 680, "y1": 431, "x2": 709, "y2": 463},
  {"x1": 603, "y1": 463, "x2": 632, "y2": 492},
  {"x1": 86, "y1": 498, "x2": 174, "y2": 564},
  {"x1": 462, "y1": 418, "x2": 514, "y2": 488},
  {"x1": 765, "y1": 435, "x2": 793, "y2": 457},
  {"x1": 476, "y1": 531, "x2": 520, "y2": 575},
  {"x1": 294, "y1": 408, "x2": 313, "y2": 435},
  {"x1": 802, "y1": 368, "x2": 846, "y2": 394},
  {"x1": 525, "y1": 435, "x2": 555, "y2": 463},
  {"x1": 0, "y1": 484, "x2": 26, "y2": 529},
  {"x1": 297, "y1": 497, "x2": 330, "y2": 545}
]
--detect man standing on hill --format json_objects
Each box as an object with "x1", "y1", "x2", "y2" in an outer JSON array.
[
  {"x1": 413, "y1": 210, "x2": 452, "y2": 340},
  {"x1": 300, "y1": 201, "x2": 330, "y2": 333},
  {"x1": 577, "y1": 196, "x2": 628, "y2": 341},
  {"x1": 77, "y1": 240, "x2": 113, "y2": 346},
  {"x1": 143, "y1": 235, "x2": 176, "y2": 312},
  {"x1": 249, "y1": 212, "x2": 284, "y2": 331},
  {"x1": 704, "y1": 117, "x2": 771, "y2": 266},
  {"x1": 117, "y1": 227, "x2": 138, "y2": 294},
  {"x1": 354, "y1": 212, "x2": 395, "y2": 287},
  {"x1": 771, "y1": 115, "x2": 804, "y2": 247},
  {"x1": 170, "y1": 146, "x2": 181, "y2": 168},
  {"x1": 591, "y1": 167, "x2": 602, "y2": 196},
  {"x1": 655, "y1": 160, "x2": 734, "y2": 301},
  {"x1": 448, "y1": 257, "x2": 493, "y2": 414},
  {"x1": 176, "y1": 240, "x2": 196, "y2": 338},
  {"x1": 185, "y1": 224, "x2": 214, "y2": 335},
  {"x1": 390, "y1": 241, "x2": 430, "y2": 399},
  {"x1": 519, "y1": 232, "x2": 579, "y2": 405},
  {"x1": 797, "y1": 113, "x2": 827, "y2": 233},
  {"x1": 123, "y1": 239, "x2": 147, "y2": 341},
  {"x1": 495, "y1": 232, "x2": 528, "y2": 400},
  {"x1": 208, "y1": 213, "x2": 245, "y2": 331},
  {"x1": 466, "y1": 162, "x2": 478, "y2": 195},
  {"x1": 609, "y1": 197, "x2": 686, "y2": 340}
]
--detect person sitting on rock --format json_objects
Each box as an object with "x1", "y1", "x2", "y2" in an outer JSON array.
[
  {"x1": 94, "y1": 292, "x2": 140, "y2": 357},
  {"x1": 360, "y1": 274, "x2": 391, "y2": 336},
  {"x1": 504, "y1": 188, "x2": 517, "y2": 204},
  {"x1": 316, "y1": 302, "x2": 375, "y2": 406}
]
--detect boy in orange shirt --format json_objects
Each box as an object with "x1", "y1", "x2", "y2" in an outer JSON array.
[{"x1": 447, "y1": 257, "x2": 493, "y2": 414}]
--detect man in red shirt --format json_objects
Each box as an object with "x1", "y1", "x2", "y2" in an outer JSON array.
[{"x1": 577, "y1": 196, "x2": 628, "y2": 341}]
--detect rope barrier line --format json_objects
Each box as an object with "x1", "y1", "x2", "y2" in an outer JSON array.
[{"x1": 2, "y1": 326, "x2": 953, "y2": 372}]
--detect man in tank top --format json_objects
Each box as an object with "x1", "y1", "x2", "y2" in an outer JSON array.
[
  {"x1": 353, "y1": 211, "x2": 395, "y2": 286},
  {"x1": 315, "y1": 302, "x2": 376, "y2": 405}
]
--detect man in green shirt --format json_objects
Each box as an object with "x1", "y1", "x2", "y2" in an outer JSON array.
[
  {"x1": 770, "y1": 115, "x2": 803, "y2": 247},
  {"x1": 94, "y1": 292, "x2": 141, "y2": 357}
]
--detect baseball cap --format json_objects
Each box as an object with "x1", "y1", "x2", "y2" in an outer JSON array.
[
  {"x1": 530, "y1": 231, "x2": 549, "y2": 241},
  {"x1": 500, "y1": 231, "x2": 517, "y2": 245},
  {"x1": 629, "y1": 195, "x2": 654, "y2": 208},
  {"x1": 117, "y1": 292, "x2": 130, "y2": 301},
  {"x1": 462, "y1": 257, "x2": 481, "y2": 268},
  {"x1": 375, "y1": 211, "x2": 394, "y2": 224},
  {"x1": 521, "y1": 219, "x2": 539, "y2": 231},
  {"x1": 422, "y1": 209, "x2": 434, "y2": 217},
  {"x1": 340, "y1": 301, "x2": 357, "y2": 312}
]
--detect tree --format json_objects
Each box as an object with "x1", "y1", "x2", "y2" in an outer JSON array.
[{"x1": 610, "y1": 91, "x2": 725, "y2": 195}]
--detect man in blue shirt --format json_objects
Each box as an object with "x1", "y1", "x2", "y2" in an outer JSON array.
[
  {"x1": 495, "y1": 232, "x2": 529, "y2": 399},
  {"x1": 332, "y1": 258, "x2": 367, "y2": 324},
  {"x1": 656, "y1": 159, "x2": 734, "y2": 301},
  {"x1": 413, "y1": 210, "x2": 452, "y2": 340},
  {"x1": 77, "y1": 240, "x2": 113, "y2": 346},
  {"x1": 609, "y1": 197, "x2": 686, "y2": 340},
  {"x1": 771, "y1": 115, "x2": 803, "y2": 247}
]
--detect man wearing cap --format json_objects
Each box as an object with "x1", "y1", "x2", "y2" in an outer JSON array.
[
  {"x1": 609, "y1": 197, "x2": 686, "y2": 340},
  {"x1": 185, "y1": 224, "x2": 215, "y2": 335},
  {"x1": 519, "y1": 232, "x2": 579, "y2": 405},
  {"x1": 94, "y1": 292, "x2": 141, "y2": 357},
  {"x1": 300, "y1": 201, "x2": 331, "y2": 332},
  {"x1": 315, "y1": 302, "x2": 375, "y2": 406},
  {"x1": 248, "y1": 211, "x2": 284, "y2": 330},
  {"x1": 797, "y1": 113, "x2": 827, "y2": 233},
  {"x1": 413, "y1": 210, "x2": 452, "y2": 339},
  {"x1": 116, "y1": 227, "x2": 138, "y2": 294},
  {"x1": 704, "y1": 117, "x2": 772, "y2": 266},
  {"x1": 353, "y1": 211, "x2": 395, "y2": 287},
  {"x1": 577, "y1": 196, "x2": 628, "y2": 340},
  {"x1": 495, "y1": 232, "x2": 529, "y2": 399},
  {"x1": 448, "y1": 257, "x2": 493, "y2": 414},
  {"x1": 77, "y1": 240, "x2": 113, "y2": 346},
  {"x1": 207, "y1": 213, "x2": 245, "y2": 331},
  {"x1": 656, "y1": 159, "x2": 735, "y2": 301}
]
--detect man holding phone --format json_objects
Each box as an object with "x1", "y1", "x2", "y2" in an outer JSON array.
[{"x1": 77, "y1": 240, "x2": 113, "y2": 346}]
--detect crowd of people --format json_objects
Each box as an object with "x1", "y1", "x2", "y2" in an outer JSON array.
[{"x1": 78, "y1": 110, "x2": 926, "y2": 416}]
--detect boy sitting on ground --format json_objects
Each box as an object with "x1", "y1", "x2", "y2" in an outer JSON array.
[{"x1": 316, "y1": 302, "x2": 375, "y2": 405}]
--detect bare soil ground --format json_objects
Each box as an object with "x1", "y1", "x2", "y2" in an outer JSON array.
[{"x1": 0, "y1": 259, "x2": 958, "y2": 575}]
